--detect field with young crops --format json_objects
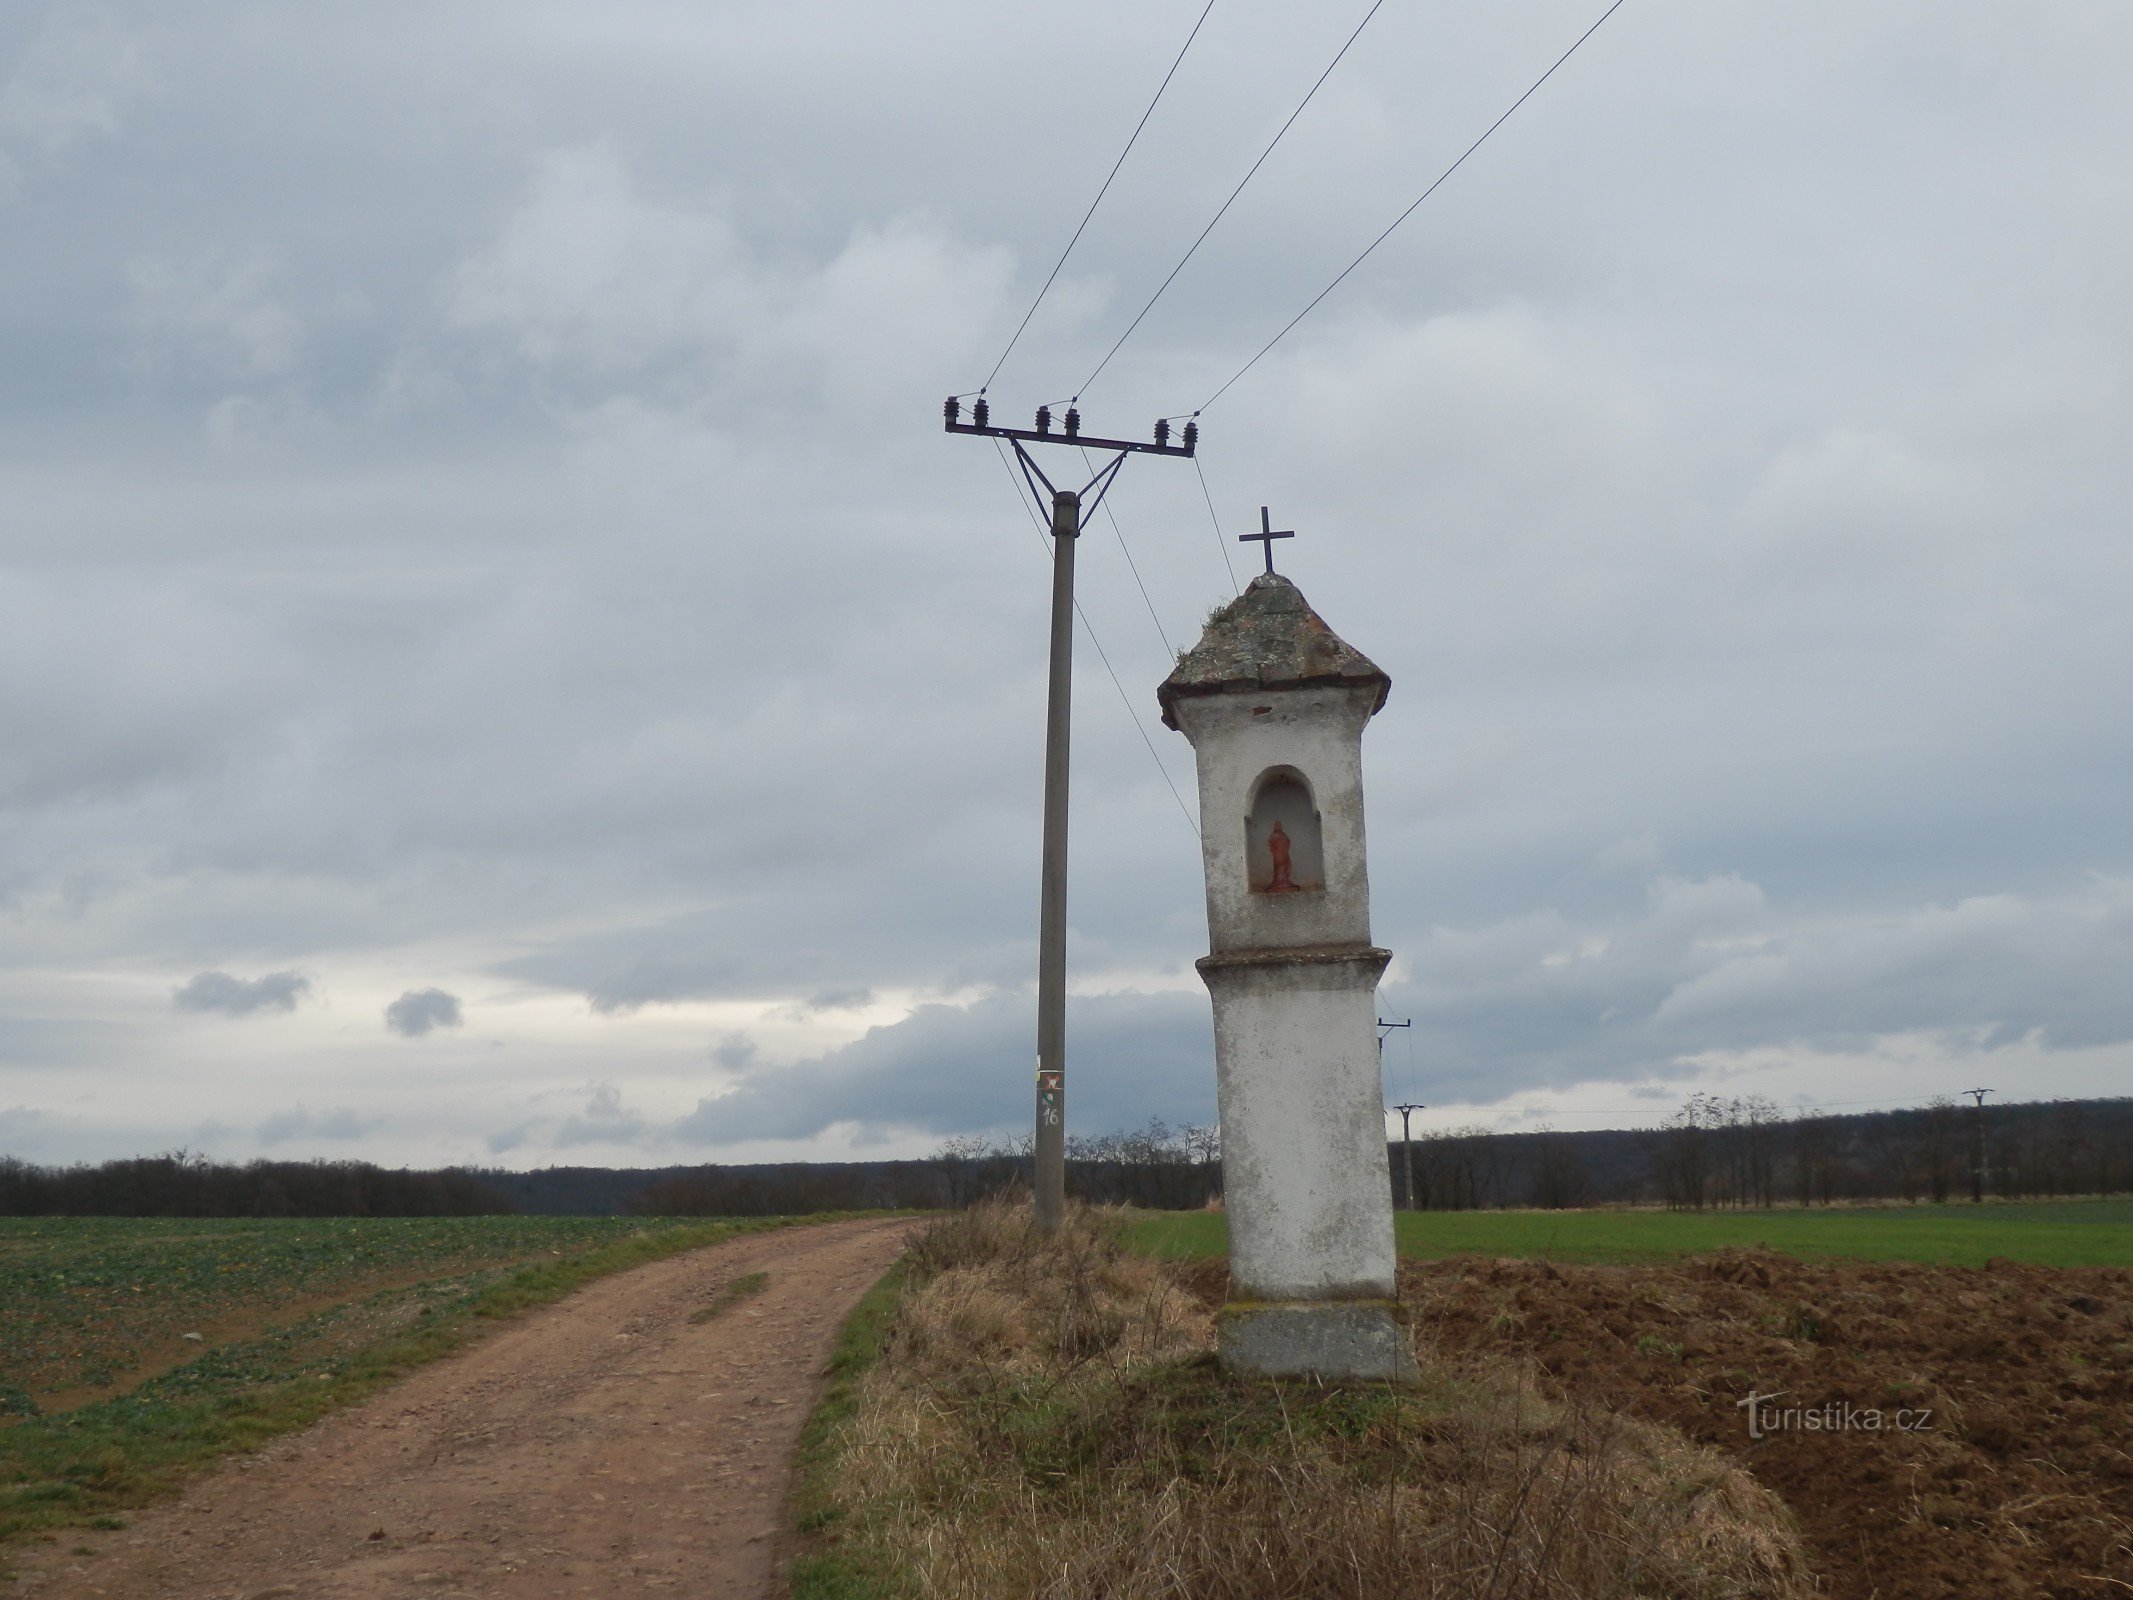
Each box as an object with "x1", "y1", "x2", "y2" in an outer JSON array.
[
  {"x1": 0, "y1": 1213, "x2": 822, "y2": 1553},
  {"x1": 0, "y1": 1214, "x2": 718, "y2": 1418},
  {"x1": 1127, "y1": 1196, "x2": 2133, "y2": 1268}
]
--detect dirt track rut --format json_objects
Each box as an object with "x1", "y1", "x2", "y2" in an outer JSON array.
[{"x1": 15, "y1": 1217, "x2": 917, "y2": 1600}]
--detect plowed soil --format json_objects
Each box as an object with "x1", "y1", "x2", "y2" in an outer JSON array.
[
  {"x1": 1400, "y1": 1251, "x2": 2133, "y2": 1599},
  {"x1": 11, "y1": 1216, "x2": 916, "y2": 1600}
]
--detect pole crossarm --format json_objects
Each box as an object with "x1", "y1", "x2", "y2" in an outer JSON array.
[
  {"x1": 947, "y1": 419, "x2": 1196, "y2": 457},
  {"x1": 944, "y1": 396, "x2": 1197, "y2": 458}
]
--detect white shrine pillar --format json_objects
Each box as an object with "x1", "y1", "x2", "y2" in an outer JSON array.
[{"x1": 1160, "y1": 570, "x2": 1414, "y2": 1382}]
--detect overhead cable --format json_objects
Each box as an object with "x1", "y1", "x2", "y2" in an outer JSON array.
[
  {"x1": 979, "y1": 0, "x2": 1218, "y2": 395},
  {"x1": 1080, "y1": 446, "x2": 1177, "y2": 659},
  {"x1": 1076, "y1": 0, "x2": 1386, "y2": 400},
  {"x1": 992, "y1": 441, "x2": 1201, "y2": 840},
  {"x1": 1193, "y1": 454, "x2": 1242, "y2": 594},
  {"x1": 1195, "y1": 0, "x2": 1628, "y2": 414}
]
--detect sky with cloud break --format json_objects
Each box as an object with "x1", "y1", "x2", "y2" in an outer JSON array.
[{"x1": 3, "y1": 1, "x2": 2128, "y2": 1169}]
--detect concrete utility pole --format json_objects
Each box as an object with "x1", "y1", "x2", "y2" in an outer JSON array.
[
  {"x1": 1963, "y1": 1087, "x2": 1994, "y2": 1205},
  {"x1": 1377, "y1": 1015, "x2": 1415, "y2": 1209},
  {"x1": 1032, "y1": 484, "x2": 1078, "y2": 1234},
  {"x1": 944, "y1": 396, "x2": 1195, "y2": 1234},
  {"x1": 1392, "y1": 1101, "x2": 1425, "y2": 1212}
]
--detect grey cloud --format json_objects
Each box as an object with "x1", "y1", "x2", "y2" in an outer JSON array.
[
  {"x1": 805, "y1": 986, "x2": 873, "y2": 1012},
  {"x1": 385, "y1": 988, "x2": 463, "y2": 1037},
  {"x1": 0, "y1": 1104, "x2": 49, "y2": 1152},
  {"x1": 257, "y1": 1105, "x2": 379, "y2": 1144},
  {"x1": 1381, "y1": 874, "x2": 2133, "y2": 1104},
  {"x1": 675, "y1": 989, "x2": 1215, "y2": 1146},
  {"x1": 768, "y1": 987, "x2": 877, "y2": 1023},
  {"x1": 0, "y1": 9, "x2": 154, "y2": 158},
  {"x1": 555, "y1": 1081, "x2": 649, "y2": 1147},
  {"x1": 129, "y1": 252, "x2": 303, "y2": 381},
  {"x1": 172, "y1": 969, "x2": 311, "y2": 1017},
  {"x1": 485, "y1": 1122, "x2": 534, "y2": 1155},
  {"x1": 4, "y1": 3, "x2": 2131, "y2": 1164},
  {"x1": 710, "y1": 1032, "x2": 757, "y2": 1071},
  {"x1": 444, "y1": 145, "x2": 1012, "y2": 411}
]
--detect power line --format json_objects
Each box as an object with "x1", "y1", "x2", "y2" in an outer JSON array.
[
  {"x1": 1193, "y1": 453, "x2": 1242, "y2": 594},
  {"x1": 1079, "y1": 446, "x2": 1176, "y2": 659},
  {"x1": 1076, "y1": 0, "x2": 1386, "y2": 400},
  {"x1": 992, "y1": 440, "x2": 1201, "y2": 840},
  {"x1": 979, "y1": 0, "x2": 1219, "y2": 395},
  {"x1": 1195, "y1": 0, "x2": 1628, "y2": 414}
]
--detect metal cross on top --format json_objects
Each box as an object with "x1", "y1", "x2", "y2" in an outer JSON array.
[{"x1": 1238, "y1": 505, "x2": 1295, "y2": 574}]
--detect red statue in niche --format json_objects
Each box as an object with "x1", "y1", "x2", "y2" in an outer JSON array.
[{"x1": 1265, "y1": 820, "x2": 1300, "y2": 893}]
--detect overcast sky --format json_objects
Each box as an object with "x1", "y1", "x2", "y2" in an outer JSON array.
[{"x1": 4, "y1": 1, "x2": 2128, "y2": 1171}]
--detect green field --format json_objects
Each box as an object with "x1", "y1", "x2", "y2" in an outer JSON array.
[
  {"x1": 1127, "y1": 1197, "x2": 2133, "y2": 1269},
  {"x1": 0, "y1": 1214, "x2": 727, "y2": 1414},
  {"x1": 0, "y1": 1213, "x2": 819, "y2": 1553}
]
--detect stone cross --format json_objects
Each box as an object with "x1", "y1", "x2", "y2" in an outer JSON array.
[{"x1": 1158, "y1": 569, "x2": 1415, "y2": 1382}]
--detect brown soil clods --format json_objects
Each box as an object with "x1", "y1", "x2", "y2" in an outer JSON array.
[{"x1": 1405, "y1": 1250, "x2": 2133, "y2": 1600}]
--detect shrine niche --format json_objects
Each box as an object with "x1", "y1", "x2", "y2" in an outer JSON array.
[{"x1": 1245, "y1": 767, "x2": 1323, "y2": 893}]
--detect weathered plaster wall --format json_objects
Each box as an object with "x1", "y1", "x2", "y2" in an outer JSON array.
[{"x1": 1201, "y1": 949, "x2": 1396, "y2": 1301}]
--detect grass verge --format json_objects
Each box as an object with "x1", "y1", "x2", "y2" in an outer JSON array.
[
  {"x1": 0, "y1": 1213, "x2": 830, "y2": 1559},
  {"x1": 793, "y1": 1201, "x2": 1813, "y2": 1599},
  {"x1": 789, "y1": 1258, "x2": 916, "y2": 1600}
]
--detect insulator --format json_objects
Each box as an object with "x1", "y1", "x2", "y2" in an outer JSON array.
[
  {"x1": 1035, "y1": 404, "x2": 1051, "y2": 434},
  {"x1": 1063, "y1": 406, "x2": 1080, "y2": 438},
  {"x1": 972, "y1": 396, "x2": 988, "y2": 427},
  {"x1": 1181, "y1": 420, "x2": 1198, "y2": 454},
  {"x1": 944, "y1": 395, "x2": 960, "y2": 426},
  {"x1": 1153, "y1": 417, "x2": 1171, "y2": 448}
]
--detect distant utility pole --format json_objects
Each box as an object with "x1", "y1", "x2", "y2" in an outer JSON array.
[
  {"x1": 944, "y1": 395, "x2": 1196, "y2": 1235},
  {"x1": 1391, "y1": 1101, "x2": 1425, "y2": 1212},
  {"x1": 1963, "y1": 1087, "x2": 1994, "y2": 1204},
  {"x1": 1379, "y1": 1014, "x2": 1415, "y2": 1209}
]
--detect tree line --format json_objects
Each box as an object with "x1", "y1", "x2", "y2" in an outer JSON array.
[
  {"x1": 929, "y1": 1119, "x2": 1224, "y2": 1211},
  {"x1": 1388, "y1": 1095, "x2": 2133, "y2": 1211},
  {"x1": 10, "y1": 1097, "x2": 2129, "y2": 1217},
  {"x1": 0, "y1": 1151, "x2": 511, "y2": 1217}
]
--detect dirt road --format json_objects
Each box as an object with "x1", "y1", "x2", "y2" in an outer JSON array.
[{"x1": 15, "y1": 1216, "x2": 917, "y2": 1600}]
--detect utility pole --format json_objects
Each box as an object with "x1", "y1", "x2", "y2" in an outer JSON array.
[
  {"x1": 944, "y1": 395, "x2": 1196, "y2": 1234},
  {"x1": 1963, "y1": 1087, "x2": 1994, "y2": 1204},
  {"x1": 1391, "y1": 1101, "x2": 1425, "y2": 1212},
  {"x1": 1378, "y1": 1015, "x2": 1414, "y2": 1209}
]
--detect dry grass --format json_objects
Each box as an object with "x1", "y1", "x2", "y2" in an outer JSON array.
[{"x1": 807, "y1": 1199, "x2": 1815, "y2": 1600}]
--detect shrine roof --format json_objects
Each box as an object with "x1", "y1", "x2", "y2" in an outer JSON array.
[{"x1": 1158, "y1": 571, "x2": 1390, "y2": 730}]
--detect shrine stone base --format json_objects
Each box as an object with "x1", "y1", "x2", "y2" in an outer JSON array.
[{"x1": 1217, "y1": 1299, "x2": 1418, "y2": 1383}]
